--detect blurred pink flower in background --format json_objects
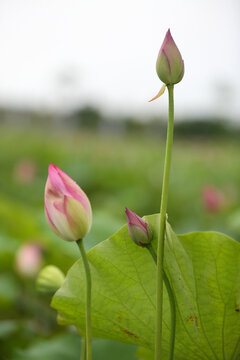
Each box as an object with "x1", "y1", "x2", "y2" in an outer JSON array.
[
  {"x1": 202, "y1": 186, "x2": 226, "y2": 213},
  {"x1": 15, "y1": 243, "x2": 42, "y2": 277},
  {"x1": 13, "y1": 159, "x2": 38, "y2": 184}
]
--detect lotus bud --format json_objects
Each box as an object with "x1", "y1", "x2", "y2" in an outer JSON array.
[
  {"x1": 125, "y1": 208, "x2": 152, "y2": 247},
  {"x1": 44, "y1": 164, "x2": 92, "y2": 241},
  {"x1": 156, "y1": 29, "x2": 184, "y2": 85},
  {"x1": 36, "y1": 265, "x2": 65, "y2": 295}
]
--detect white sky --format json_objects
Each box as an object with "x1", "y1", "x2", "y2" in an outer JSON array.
[{"x1": 0, "y1": 0, "x2": 239, "y2": 119}]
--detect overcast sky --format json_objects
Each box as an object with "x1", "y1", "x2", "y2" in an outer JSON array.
[{"x1": 0, "y1": 0, "x2": 239, "y2": 119}]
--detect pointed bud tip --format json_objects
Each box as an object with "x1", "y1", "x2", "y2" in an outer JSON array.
[
  {"x1": 48, "y1": 163, "x2": 58, "y2": 174},
  {"x1": 166, "y1": 28, "x2": 171, "y2": 38},
  {"x1": 125, "y1": 207, "x2": 132, "y2": 219}
]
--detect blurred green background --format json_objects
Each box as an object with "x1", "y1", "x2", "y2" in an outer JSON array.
[{"x1": 0, "y1": 113, "x2": 240, "y2": 359}]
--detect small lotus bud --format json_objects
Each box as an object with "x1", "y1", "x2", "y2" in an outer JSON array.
[
  {"x1": 156, "y1": 29, "x2": 184, "y2": 85},
  {"x1": 36, "y1": 265, "x2": 65, "y2": 295},
  {"x1": 44, "y1": 164, "x2": 92, "y2": 241},
  {"x1": 125, "y1": 208, "x2": 152, "y2": 247}
]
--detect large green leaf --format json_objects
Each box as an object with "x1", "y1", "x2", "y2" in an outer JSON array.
[
  {"x1": 52, "y1": 215, "x2": 240, "y2": 359},
  {"x1": 135, "y1": 346, "x2": 154, "y2": 360}
]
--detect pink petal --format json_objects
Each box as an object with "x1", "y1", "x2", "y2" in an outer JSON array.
[
  {"x1": 159, "y1": 28, "x2": 172, "y2": 55},
  {"x1": 45, "y1": 200, "x2": 61, "y2": 234},
  {"x1": 48, "y1": 164, "x2": 67, "y2": 195},
  {"x1": 49, "y1": 164, "x2": 91, "y2": 214}
]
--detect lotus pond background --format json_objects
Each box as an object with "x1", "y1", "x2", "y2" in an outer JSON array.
[{"x1": 0, "y1": 118, "x2": 240, "y2": 359}]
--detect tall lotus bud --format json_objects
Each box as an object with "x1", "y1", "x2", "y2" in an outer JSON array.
[
  {"x1": 36, "y1": 265, "x2": 65, "y2": 295},
  {"x1": 45, "y1": 164, "x2": 92, "y2": 241},
  {"x1": 156, "y1": 29, "x2": 184, "y2": 85},
  {"x1": 125, "y1": 208, "x2": 152, "y2": 247}
]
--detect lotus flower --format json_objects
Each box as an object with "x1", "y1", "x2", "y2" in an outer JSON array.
[
  {"x1": 45, "y1": 164, "x2": 92, "y2": 241},
  {"x1": 125, "y1": 208, "x2": 152, "y2": 247},
  {"x1": 156, "y1": 29, "x2": 184, "y2": 85}
]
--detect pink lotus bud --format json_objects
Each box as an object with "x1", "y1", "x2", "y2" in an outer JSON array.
[
  {"x1": 15, "y1": 243, "x2": 42, "y2": 277},
  {"x1": 125, "y1": 208, "x2": 152, "y2": 247},
  {"x1": 44, "y1": 164, "x2": 92, "y2": 241},
  {"x1": 156, "y1": 29, "x2": 184, "y2": 85}
]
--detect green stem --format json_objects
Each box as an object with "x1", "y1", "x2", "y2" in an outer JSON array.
[
  {"x1": 155, "y1": 84, "x2": 174, "y2": 360},
  {"x1": 148, "y1": 244, "x2": 176, "y2": 360},
  {"x1": 77, "y1": 240, "x2": 92, "y2": 360},
  {"x1": 80, "y1": 337, "x2": 86, "y2": 360}
]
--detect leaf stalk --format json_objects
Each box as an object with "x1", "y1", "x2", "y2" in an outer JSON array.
[
  {"x1": 148, "y1": 243, "x2": 176, "y2": 360},
  {"x1": 77, "y1": 239, "x2": 92, "y2": 360}
]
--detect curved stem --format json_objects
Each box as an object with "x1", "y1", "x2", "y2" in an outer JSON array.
[
  {"x1": 148, "y1": 244, "x2": 176, "y2": 360},
  {"x1": 77, "y1": 240, "x2": 92, "y2": 360},
  {"x1": 155, "y1": 84, "x2": 174, "y2": 360}
]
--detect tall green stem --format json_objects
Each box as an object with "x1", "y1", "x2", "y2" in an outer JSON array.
[
  {"x1": 80, "y1": 337, "x2": 86, "y2": 360},
  {"x1": 77, "y1": 240, "x2": 92, "y2": 360},
  {"x1": 148, "y1": 244, "x2": 176, "y2": 360},
  {"x1": 155, "y1": 84, "x2": 174, "y2": 360}
]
